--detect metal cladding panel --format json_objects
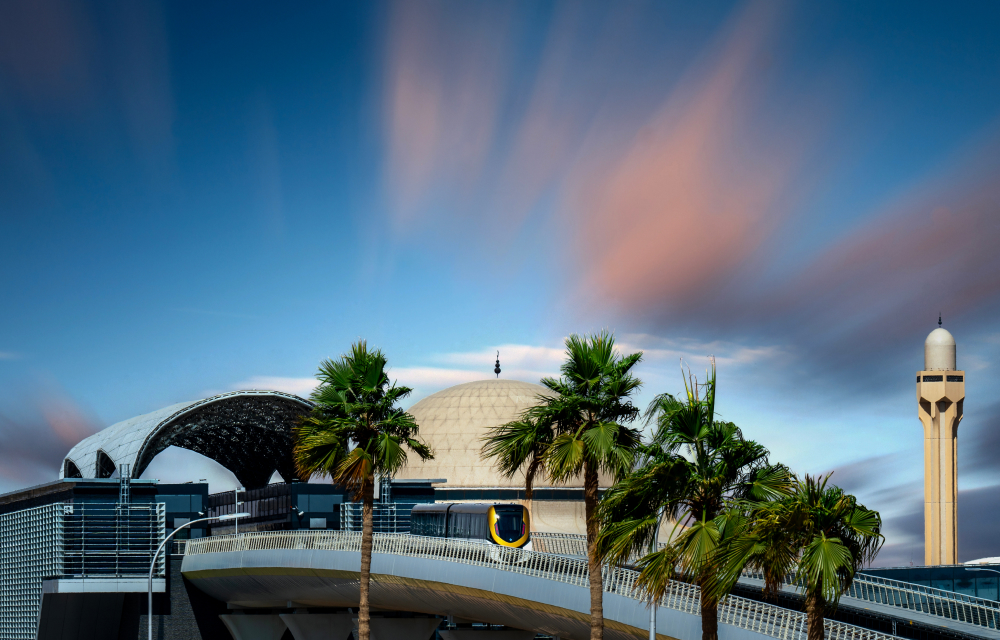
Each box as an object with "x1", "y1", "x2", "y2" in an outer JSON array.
[
  {"x1": 60, "y1": 390, "x2": 312, "y2": 488},
  {"x1": 63, "y1": 402, "x2": 190, "y2": 479}
]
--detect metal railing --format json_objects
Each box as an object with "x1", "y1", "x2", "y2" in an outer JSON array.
[
  {"x1": 847, "y1": 573, "x2": 1000, "y2": 628},
  {"x1": 531, "y1": 531, "x2": 666, "y2": 563},
  {"x1": 186, "y1": 531, "x2": 897, "y2": 640},
  {"x1": 62, "y1": 504, "x2": 165, "y2": 578},
  {"x1": 537, "y1": 532, "x2": 1000, "y2": 631},
  {"x1": 741, "y1": 568, "x2": 1000, "y2": 630},
  {"x1": 530, "y1": 532, "x2": 591, "y2": 556}
]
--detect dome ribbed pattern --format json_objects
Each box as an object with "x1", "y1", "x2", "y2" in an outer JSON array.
[{"x1": 396, "y1": 379, "x2": 554, "y2": 487}]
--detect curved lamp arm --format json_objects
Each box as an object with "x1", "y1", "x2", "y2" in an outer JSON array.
[{"x1": 148, "y1": 512, "x2": 248, "y2": 640}]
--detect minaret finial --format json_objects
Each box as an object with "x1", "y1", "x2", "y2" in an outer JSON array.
[
  {"x1": 494, "y1": 351, "x2": 501, "y2": 378},
  {"x1": 939, "y1": 312, "x2": 942, "y2": 327}
]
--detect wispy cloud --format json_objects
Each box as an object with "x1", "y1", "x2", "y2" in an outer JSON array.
[
  {"x1": 0, "y1": 386, "x2": 100, "y2": 493},
  {"x1": 382, "y1": 1, "x2": 514, "y2": 229},
  {"x1": 227, "y1": 376, "x2": 319, "y2": 397},
  {"x1": 620, "y1": 334, "x2": 786, "y2": 370},
  {"x1": 568, "y1": 2, "x2": 818, "y2": 315},
  {"x1": 223, "y1": 342, "x2": 567, "y2": 409},
  {"x1": 377, "y1": 0, "x2": 1000, "y2": 391}
]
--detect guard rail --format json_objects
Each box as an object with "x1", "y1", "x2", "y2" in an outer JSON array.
[
  {"x1": 531, "y1": 532, "x2": 1000, "y2": 630},
  {"x1": 186, "y1": 530, "x2": 897, "y2": 640}
]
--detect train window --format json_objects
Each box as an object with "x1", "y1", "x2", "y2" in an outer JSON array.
[{"x1": 494, "y1": 510, "x2": 525, "y2": 543}]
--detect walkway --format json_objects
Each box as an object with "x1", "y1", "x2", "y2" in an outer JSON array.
[{"x1": 182, "y1": 532, "x2": 897, "y2": 640}]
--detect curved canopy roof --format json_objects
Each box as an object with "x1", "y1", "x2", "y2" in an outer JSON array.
[{"x1": 62, "y1": 390, "x2": 313, "y2": 489}]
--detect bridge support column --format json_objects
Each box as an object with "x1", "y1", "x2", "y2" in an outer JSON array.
[
  {"x1": 355, "y1": 617, "x2": 441, "y2": 640},
  {"x1": 220, "y1": 614, "x2": 288, "y2": 640},
  {"x1": 280, "y1": 613, "x2": 355, "y2": 640}
]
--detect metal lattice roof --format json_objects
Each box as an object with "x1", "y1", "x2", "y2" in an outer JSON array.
[{"x1": 61, "y1": 390, "x2": 313, "y2": 489}]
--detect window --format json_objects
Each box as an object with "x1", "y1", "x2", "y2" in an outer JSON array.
[
  {"x1": 311, "y1": 495, "x2": 336, "y2": 512},
  {"x1": 159, "y1": 495, "x2": 191, "y2": 513}
]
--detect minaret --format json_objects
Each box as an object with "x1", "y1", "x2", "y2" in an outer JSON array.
[{"x1": 917, "y1": 317, "x2": 964, "y2": 565}]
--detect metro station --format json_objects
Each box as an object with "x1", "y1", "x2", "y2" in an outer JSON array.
[{"x1": 1, "y1": 329, "x2": 997, "y2": 640}]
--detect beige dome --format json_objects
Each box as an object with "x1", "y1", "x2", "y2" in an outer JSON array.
[
  {"x1": 925, "y1": 327, "x2": 957, "y2": 371},
  {"x1": 396, "y1": 379, "x2": 557, "y2": 487}
]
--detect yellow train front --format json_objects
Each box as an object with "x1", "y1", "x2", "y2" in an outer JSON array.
[{"x1": 410, "y1": 503, "x2": 531, "y2": 549}]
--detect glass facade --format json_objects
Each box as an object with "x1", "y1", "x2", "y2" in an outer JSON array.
[
  {"x1": 207, "y1": 482, "x2": 346, "y2": 534},
  {"x1": 864, "y1": 565, "x2": 1000, "y2": 601}
]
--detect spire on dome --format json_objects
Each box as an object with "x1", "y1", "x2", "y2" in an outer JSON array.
[{"x1": 494, "y1": 351, "x2": 501, "y2": 378}]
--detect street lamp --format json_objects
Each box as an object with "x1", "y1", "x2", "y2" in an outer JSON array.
[{"x1": 147, "y1": 511, "x2": 249, "y2": 640}]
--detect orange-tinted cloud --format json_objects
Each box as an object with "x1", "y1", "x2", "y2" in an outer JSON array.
[
  {"x1": 566, "y1": 2, "x2": 812, "y2": 312},
  {"x1": 0, "y1": 389, "x2": 99, "y2": 490},
  {"x1": 382, "y1": 1, "x2": 513, "y2": 228}
]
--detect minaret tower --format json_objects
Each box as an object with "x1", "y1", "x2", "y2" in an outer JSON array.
[{"x1": 917, "y1": 317, "x2": 964, "y2": 565}]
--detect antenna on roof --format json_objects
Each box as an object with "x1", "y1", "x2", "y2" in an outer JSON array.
[{"x1": 494, "y1": 351, "x2": 501, "y2": 378}]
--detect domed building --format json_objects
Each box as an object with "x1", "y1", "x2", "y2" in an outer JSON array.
[{"x1": 396, "y1": 378, "x2": 601, "y2": 535}]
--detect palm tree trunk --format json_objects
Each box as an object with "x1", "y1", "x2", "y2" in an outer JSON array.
[
  {"x1": 584, "y1": 459, "x2": 604, "y2": 640},
  {"x1": 524, "y1": 460, "x2": 539, "y2": 534},
  {"x1": 805, "y1": 586, "x2": 825, "y2": 640},
  {"x1": 698, "y1": 574, "x2": 719, "y2": 640},
  {"x1": 358, "y1": 481, "x2": 375, "y2": 640}
]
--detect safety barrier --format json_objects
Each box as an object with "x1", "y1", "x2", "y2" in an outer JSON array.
[
  {"x1": 536, "y1": 532, "x2": 1000, "y2": 631},
  {"x1": 846, "y1": 573, "x2": 999, "y2": 628},
  {"x1": 740, "y1": 568, "x2": 1000, "y2": 630},
  {"x1": 186, "y1": 531, "x2": 898, "y2": 640}
]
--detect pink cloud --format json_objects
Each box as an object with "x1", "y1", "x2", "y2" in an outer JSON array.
[
  {"x1": 565, "y1": 2, "x2": 813, "y2": 312},
  {"x1": 382, "y1": 1, "x2": 512, "y2": 227},
  {"x1": 778, "y1": 140, "x2": 1000, "y2": 342},
  {"x1": 0, "y1": 0, "x2": 97, "y2": 107},
  {"x1": 0, "y1": 389, "x2": 99, "y2": 491}
]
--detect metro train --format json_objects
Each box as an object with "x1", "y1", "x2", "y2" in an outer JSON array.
[{"x1": 410, "y1": 503, "x2": 531, "y2": 548}]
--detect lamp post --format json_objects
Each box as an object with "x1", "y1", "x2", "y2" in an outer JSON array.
[{"x1": 147, "y1": 511, "x2": 249, "y2": 640}]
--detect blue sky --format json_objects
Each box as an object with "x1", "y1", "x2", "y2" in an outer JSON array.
[{"x1": 3, "y1": 0, "x2": 1000, "y2": 566}]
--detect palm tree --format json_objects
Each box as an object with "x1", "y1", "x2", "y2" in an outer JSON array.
[
  {"x1": 598, "y1": 363, "x2": 791, "y2": 640},
  {"x1": 293, "y1": 341, "x2": 433, "y2": 640},
  {"x1": 716, "y1": 474, "x2": 883, "y2": 640},
  {"x1": 481, "y1": 416, "x2": 553, "y2": 519},
  {"x1": 482, "y1": 331, "x2": 644, "y2": 640}
]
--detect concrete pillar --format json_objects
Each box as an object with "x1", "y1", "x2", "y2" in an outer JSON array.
[
  {"x1": 352, "y1": 617, "x2": 441, "y2": 640},
  {"x1": 917, "y1": 371, "x2": 964, "y2": 565},
  {"x1": 220, "y1": 614, "x2": 288, "y2": 640},
  {"x1": 280, "y1": 613, "x2": 355, "y2": 640},
  {"x1": 439, "y1": 631, "x2": 536, "y2": 640}
]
